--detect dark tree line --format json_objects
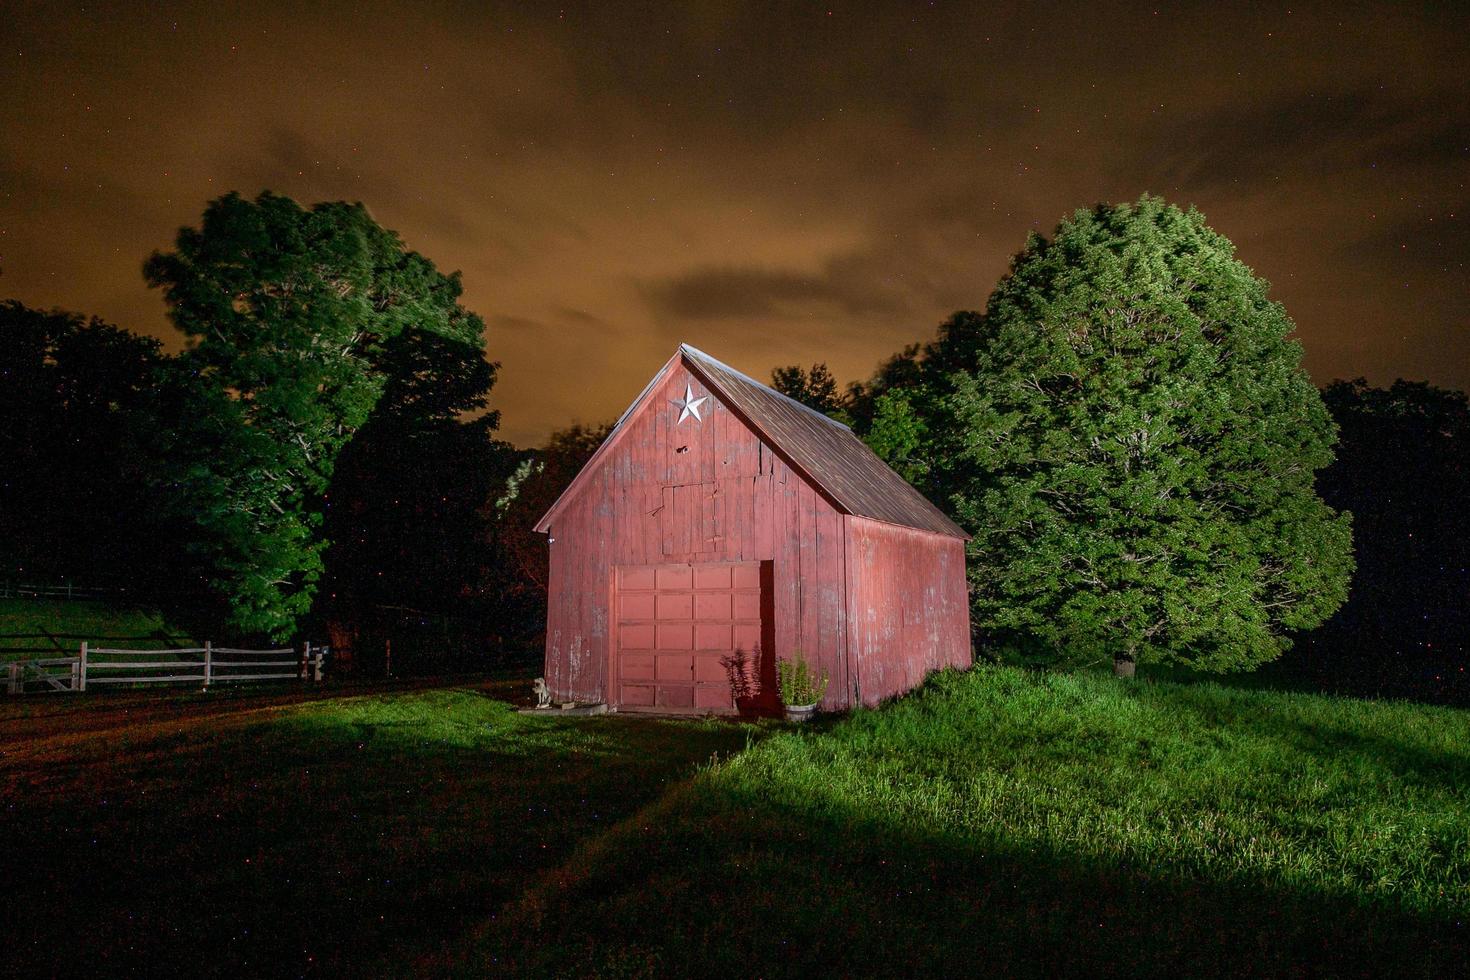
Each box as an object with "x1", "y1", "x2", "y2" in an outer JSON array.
[
  {"x1": 0, "y1": 301, "x2": 193, "y2": 597},
  {"x1": 0, "y1": 191, "x2": 623, "y2": 674},
  {"x1": 1287, "y1": 380, "x2": 1470, "y2": 703},
  {"x1": 5, "y1": 190, "x2": 1466, "y2": 698}
]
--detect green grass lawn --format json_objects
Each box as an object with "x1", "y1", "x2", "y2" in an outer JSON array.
[
  {"x1": 1, "y1": 598, "x2": 200, "y2": 658},
  {"x1": 474, "y1": 668, "x2": 1470, "y2": 977},
  {"x1": 4, "y1": 668, "x2": 1467, "y2": 977}
]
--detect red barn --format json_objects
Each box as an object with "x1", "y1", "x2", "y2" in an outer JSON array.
[{"x1": 534, "y1": 344, "x2": 971, "y2": 713}]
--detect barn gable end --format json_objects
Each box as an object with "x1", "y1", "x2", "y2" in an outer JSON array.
[
  {"x1": 536, "y1": 345, "x2": 971, "y2": 712},
  {"x1": 536, "y1": 345, "x2": 966, "y2": 539}
]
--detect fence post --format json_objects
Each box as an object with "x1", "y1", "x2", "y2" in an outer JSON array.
[
  {"x1": 203, "y1": 640, "x2": 212, "y2": 690},
  {"x1": 71, "y1": 657, "x2": 80, "y2": 692},
  {"x1": 300, "y1": 642, "x2": 310, "y2": 681},
  {"x1": 312, "y1": 646, "x2": 323, "y2": 683},
  {"x1": 7, "y1": 662, "x2": 19, "y2": 695},
  {"x1": 78, "y1": 641, "x2": 88, "y2": 692}
]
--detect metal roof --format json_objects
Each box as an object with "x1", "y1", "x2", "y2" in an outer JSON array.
[
  {"x1": 535, "y1": 344, "x2": 968, "y2": 539},
  {"x1": 678, "y1": 345, "x2": 967, "y2": 539}
]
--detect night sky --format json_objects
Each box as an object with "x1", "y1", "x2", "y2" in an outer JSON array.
[{"x1": 3, "y1": 2, "x2": 1466, "y2": 446}]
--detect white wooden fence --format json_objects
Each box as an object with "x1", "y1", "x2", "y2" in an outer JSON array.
[{"x1": 5, "y1": 641, "x2": 327, "y2": 695}]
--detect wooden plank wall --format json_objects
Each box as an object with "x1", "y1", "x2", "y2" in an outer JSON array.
[
  {"x1": 845, "y1": 517, "x2": 972, "y2": 706},
  {"x1": 543, "y1": 362, "x2": 851, "y2": 708}
]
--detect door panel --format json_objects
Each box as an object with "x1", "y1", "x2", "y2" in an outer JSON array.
[
  {"x1": 656, "y1": 654, "x2": 692, "y2": 680},
  {"x1": 656, "y1": 592, "x2": 694, "y2": 619},
  {"x1": 615, "y1": 560, "x2": 765, "y2": 712},
  {"x1": 694, "y1": 623, "x2": 731, "y2": 649},
  {"x1": 621, "y1": 653, "x2": 655, "y2": 680},
  {"x1": 622, "y1": 685, "x2": 655, "y2": 707},
  {"x1": 694, "y1": 593, "x2": 732, "y2": 619},
  {"x1": 693, "y1": 565, "x2": 732, "y2": 590},
  {"x1": 655, "y1": 623, "x2": 693, "y2": 648},
  {"x1": 619, "y1": 593, "x2": 656, "y2": 619},
  {"x1": 693, "y1": 656, "x2": 728, "y2": 682}
]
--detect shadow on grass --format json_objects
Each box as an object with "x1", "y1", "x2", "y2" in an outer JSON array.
[
  {"x1": 474, "y1": 777, "x2": 1470, "y2": 979},
  {"x1": 1, "y1": 688, "x2": 758, "y2": 977}
]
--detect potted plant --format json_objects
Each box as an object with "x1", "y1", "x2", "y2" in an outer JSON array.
[{"x1": 777, "y1": 652, "x2": 828, "y2": 722}]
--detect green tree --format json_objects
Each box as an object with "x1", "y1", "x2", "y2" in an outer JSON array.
[
  {"x1": 844, "y1": 342, "x2": 924, "y2": 434},
  {"x1": 770, "y1": 362, "x2": 849, "y2": 421},
  {"x1": 852, "y1": 312, "x2": 990, "y2": 481},
  {"x1": 906, "y1": 196, "x2": 1353, "y2": 675},
  {"x1": 144, "y1": 192, "x2": 486, "y2": 637},
  {"x1": 495, "y1": 422, "x2": 614, "y2": 598}
]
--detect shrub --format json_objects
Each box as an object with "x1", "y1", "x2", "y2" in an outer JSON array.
[{"x1": 776, "y1": 653, "x2": 829, "y2": 706}]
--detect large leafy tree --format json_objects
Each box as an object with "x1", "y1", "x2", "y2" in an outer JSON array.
[
  {"x1": 881, "y1": 196, "x2": 1353, "y2": 675},
  {"x1": 144, "y1": 192, "x2": 486, "y2": 637},
  {"x1": 852, "y1": 312, "x2": 988, "y2": 485}
]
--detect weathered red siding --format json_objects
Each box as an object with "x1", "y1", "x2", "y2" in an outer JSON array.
[
  {"x1": 544, "y1": 361, "x2": 852, "y2": 708},
  {"x1": 541, "y1": 349, "x2": 972, "y2": 712},
  {"x1": 845, "y1": 518, "x2": 972, "y2": 706}
]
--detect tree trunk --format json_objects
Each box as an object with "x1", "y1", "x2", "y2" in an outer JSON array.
[{"x1": 1113, "y1": 651, "x2": 1136, "y2": 679}]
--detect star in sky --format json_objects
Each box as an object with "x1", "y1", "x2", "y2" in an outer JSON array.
[{"x1": 671, "y1": 383, "x2": 709, "y2": 424}]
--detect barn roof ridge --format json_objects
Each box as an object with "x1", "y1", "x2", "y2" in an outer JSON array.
[
  {"x1": 535, "y1": 344, "x2": 968, "y2": 539},
  {"x1": 677, "y1": 344, "x2": 852, "y2": 431}
]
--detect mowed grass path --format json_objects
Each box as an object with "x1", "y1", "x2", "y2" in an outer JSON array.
[
  {"x1": 475, "y1": 669, "x2": 1470, "y2": 977},
  {"x1": 4, "y1": 669, "x2": 1468, "y2": 977},
  {"x1": 1, "y1": 680, "x2": 754, "y2": 977}
]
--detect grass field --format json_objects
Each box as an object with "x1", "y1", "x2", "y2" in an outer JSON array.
[
  {"x1": 0, "y1": 598, "x2": 199, "y2": 658},
  {"x1": 478, "y1": 669, "x2": 1470, "y2": 976},
  {"x1": 5, "y1": 668, "x2": 1467, "y2": 977}
]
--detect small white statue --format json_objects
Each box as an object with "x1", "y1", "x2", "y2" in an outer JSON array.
[{"x1": 532, "y1": 677, "x2": 552, "y2": 709}]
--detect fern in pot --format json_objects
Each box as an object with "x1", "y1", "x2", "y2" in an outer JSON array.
[{"x1": 777, "y1": 652, "x2": 828, "y2": 722}]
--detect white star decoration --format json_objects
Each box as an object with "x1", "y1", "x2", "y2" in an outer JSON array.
[{"x1": 671, "y1": 383, "x2": 709, "y2": 424}]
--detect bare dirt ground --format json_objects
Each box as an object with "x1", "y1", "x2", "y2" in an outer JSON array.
[{"x1": 0, "y1": 671, "x2": 533, "y2": 755}]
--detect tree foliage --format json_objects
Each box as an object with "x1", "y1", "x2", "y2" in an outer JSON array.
[
  {"x1": 849, "y1": 312, "x2": 988, "y2": 484},
  {"x1": 770, "y1": 362, "x2": 849, "y2": 421},
  {"x1": 495, "y1": 422, "x2": 614, "y2": 599},
  {"x1": 313, "y1": 328, "x2": 528, "y2": 672},
  {"x1": 0, "y1": 300, "x2": 193, "y2": 591},
  {"x1": 144, "y1": 191, "x2": 486, "y2": 637},
  {"x1": 876, "y1": 196, "x2": 1353, "y2": 673},
  {"x1": 318, "y1": 328, "x2": 516, "y2": 616}
]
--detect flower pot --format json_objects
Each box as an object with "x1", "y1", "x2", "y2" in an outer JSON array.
[
  {"x1": 784, "y1": 703, "x2": 818, "y2": 723},
  {"x1": 734, "y1": 694, "x2": 764, "y2": 717}
]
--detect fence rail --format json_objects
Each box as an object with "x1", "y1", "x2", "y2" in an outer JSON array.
[
  {"x1": 5, "y1": 641, "x2": 328, "y2": 695},
  {"x1": 0, "y1": 582, "x2": 131, "y2": 602}
]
